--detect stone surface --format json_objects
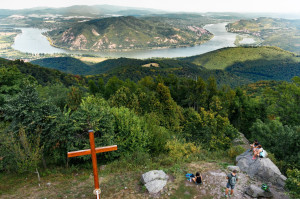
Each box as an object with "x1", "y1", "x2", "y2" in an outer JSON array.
[
  {"x1": 245, "y1": 184, "x2": 273, "y2": 198},
  {"x1": 141, "y1": 170, "x2": 169, "y2": 194},
  {"x1": 227, "y1": 165, "x2": 240, "y2": 172},
  {"x1": 144, "y1": 180, "x2": 167, "y2": 194},
  {"x1": 236, "y1": 150, "x2": 286, "y2": 187}
]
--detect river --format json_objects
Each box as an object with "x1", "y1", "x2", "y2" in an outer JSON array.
[{"x1": 12, "y1": 23, "x2": 239, "y2": 58}]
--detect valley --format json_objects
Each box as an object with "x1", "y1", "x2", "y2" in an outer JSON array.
[{"x1": 1, "y1": 3, "x2": 300, "y2": 199}]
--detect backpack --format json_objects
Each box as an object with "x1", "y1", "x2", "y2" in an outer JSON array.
[
  {"x1": 230, "y1": 174, "x2": 237, "y2": 185},
  {"x1": 261, "y1": 183, "x2": 270, "y2": 192},
  {"x1": 185, "y1": 173, "x2": 194, "y2": 181},
  {"x1": 259, "y1": 150, "x2": 265, "y2": 158}
]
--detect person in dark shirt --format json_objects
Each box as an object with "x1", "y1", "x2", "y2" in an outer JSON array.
[
  {"x1": 192, "y1": 172, "x2": 202, "y2": 184},
  {"x1": 225, "y1": 170, "x2": 238, "y2": 197}
]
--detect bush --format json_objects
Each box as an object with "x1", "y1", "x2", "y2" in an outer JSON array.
[
  {"x1": 165, "y1": 138, "x2": 199, "y2": 161},
  {"x1": 250, "y1": 119, "x2": 300, "y2": 171},
  {"x1": 0, "y1": 127, "x2": 43, "y2": 173},
  {"x1": 227, "y1": 146, "x2": 245, "y2": 160},
  {"x1": 286, "y1": 168, "x2": 300, "y2": 199}
]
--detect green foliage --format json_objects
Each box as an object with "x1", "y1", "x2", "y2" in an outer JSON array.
[
  {"x1": 0, "y1": 128, "x2": 43, "y2": 173},
  {"x1": 250, "y1": 119, "x2": 300, "y2": 170},
  {"x1": 66, "y1": 86, "x2": 83, "y2": 111},
  {"x1": 183, "y1": 46, "x2": 300, "y2": 70},
  {"x1": 0, "y1": 66, "x2": 30, "y2": 106},
  {"x1": 286, "y1": 169, "x2": 300, "y2": 199},
  {"x1": 31, "y1": 57, "x2": 90, "y2": 75},
  {"x1": 227, "y1": 146, "x2": 245, "y2": 160},
  {"x1": 165, "y1": 138, "x2": 199, "y2": 161},
  {"x1": 37, "y1": 83, "x2": 69, "y2": 111},
  {"x1": 182, "y1": 107, "x2": 238, "y2": 150},
  {"x1": 111, "y1": 107, "x2": 150, "y2": 155},
  {"x1": 88, "y1": 80, "x2": 98, "y2": 95}
]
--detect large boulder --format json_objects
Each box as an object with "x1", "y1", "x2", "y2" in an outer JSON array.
[
  {"x1": 227, "y1": 165, "x2": 240, "y2": 172},
  {"x1": 245, "y1": 184, "x2": 273, "y2": 198},
  {"x1": 141, "y1": 170, "x2": 169, "y2": 194},
  {"x1": 236, "y1": 150, "x2": 286, "y2": 187}
]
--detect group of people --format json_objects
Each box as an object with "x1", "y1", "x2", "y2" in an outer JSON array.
[
  {"x1": 188, "y1": 170, "x2": 238, "y2": 198},
  {"x1": 250, "y1": 139, "x2": 265, "y2": 160},
  {"x1": 188, "y1": 139, "x2": 265, "y2": 198},
  {"x1": 225, "y1": 139, "x2": 265, "y2": 197}
]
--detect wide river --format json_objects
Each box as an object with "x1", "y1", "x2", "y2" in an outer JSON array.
[{"x1": 12, "y1": 23, "x2": 239, "y2": 58}]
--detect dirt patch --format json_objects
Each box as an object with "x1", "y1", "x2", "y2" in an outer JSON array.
[{"x1": 142, "y1": 63, "x2": 160, "y2": 67}]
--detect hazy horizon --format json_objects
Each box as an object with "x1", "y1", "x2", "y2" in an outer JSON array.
[{"x1": 1, "y1": 0, "x2": 300, "y2": 14}]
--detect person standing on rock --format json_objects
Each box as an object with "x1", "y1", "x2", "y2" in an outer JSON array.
[{"x1": 225, "y1": 170, "x2": 238, "y2": 197}]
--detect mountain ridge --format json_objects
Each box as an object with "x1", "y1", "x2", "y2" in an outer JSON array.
[{"x1": 46, "y1": 16, "x2": 213, "y2": 51}]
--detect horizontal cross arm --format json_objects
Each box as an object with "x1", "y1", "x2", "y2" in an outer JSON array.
[{"x1": 68, "y1": 145, "x2": 117, "y2": 158}]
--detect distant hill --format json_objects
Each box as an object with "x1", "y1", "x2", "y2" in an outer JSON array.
[
  {"x1": 0, "y1": 5, "x2": 166, "y2": 17},
  {"x1": 182, "y1": 46, "x2": 300, "y2": 70},
  {"x1": 31, "y1": 57, "x2": 91, "y2": 74},
  {"x1": 30, "y1": 56, "x2": 250, "y2": 87},
  {"x1": 1, "y1": 58, "x2": 85, "y2": 86},
  {"x1": 182, "y1": 46, "x2": 300, "y2": 82},
  {"x1": 226, "y1": 17, "x2": 300, "y2": 54},
  {"x1": 30, "y1": 46, "x2": 300, "y2": 86},
  {"x1": 46, "y1": 16, "x2": 212, "y2": 51}
]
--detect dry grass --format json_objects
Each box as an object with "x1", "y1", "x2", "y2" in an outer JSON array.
[{"x1": 75, "y1": 56, "x2": 108, "y2": 64}]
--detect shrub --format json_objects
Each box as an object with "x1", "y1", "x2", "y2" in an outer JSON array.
[
  {"x1": 165, "y1": 138, "x2": 199, "y2": 161},
  {"x1": 227, "y1": 146, "x2": 245, "y2": 160},
  {"x1": 0, "y1": 127, "x2": 43, "y2": 173},
  {"x1": 286, "y1": 168, "x2": 300, "y2": 199}
]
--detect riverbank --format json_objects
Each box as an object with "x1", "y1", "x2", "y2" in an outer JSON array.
[{"x1": 10, "y1": 23, "x2": 238, "y2": 59}]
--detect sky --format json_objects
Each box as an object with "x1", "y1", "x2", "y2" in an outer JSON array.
[{"x1": 1, "y1": 0, "x2": 300, "y2": 13}]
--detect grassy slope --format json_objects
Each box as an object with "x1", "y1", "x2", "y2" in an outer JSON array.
[{"x1": 182, "y1": 46, "x2": 300, "y2": 70}]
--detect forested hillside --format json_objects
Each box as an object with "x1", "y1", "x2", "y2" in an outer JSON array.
[
  {"x1": 32, "y1": 46, "x2": 300, "y2": 86},
  {"x1": 1, "y1": 51, "x2": 300, "y2": 198},
  {"x1": 46, "y1": 16, "x2": 213, "y2": 51}
]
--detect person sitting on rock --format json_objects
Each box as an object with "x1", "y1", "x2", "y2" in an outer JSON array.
[
  {"x1": 225, "y1": 170, "x2": 238, "y2": 197},
  {"x1": 192, "y1": 172, "x2": 202, "y2": 185},
  {"x1": 252, "y1": 145, "x2": 263, "y2": 159},
  {"x1": 250, "y1": 139, "x2": 260, "y2": 152}
]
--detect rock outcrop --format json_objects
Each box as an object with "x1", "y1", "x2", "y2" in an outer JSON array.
[
  {"x1": 227, "y1": 165, "x2": 241, "y2": 172},
  {"x1": 245, "y1": 184, "x2": 273, "y2": 198},
  {"x1": 141, "y1": 170, "x2": 169, "y2": 194},
  {"x1": 236, "y1": 150, "x2": 286, "y2": 187}
]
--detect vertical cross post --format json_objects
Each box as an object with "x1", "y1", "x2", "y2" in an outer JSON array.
[
  {"x1": 67, "y1": 130, "x2": 117, "y2": 199},
  {"x1": 89, "y1": 130, "x2": 100, "y2": 192}
]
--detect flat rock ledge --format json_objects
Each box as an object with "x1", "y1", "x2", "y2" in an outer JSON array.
[
  {"x1": 245, "y1": 184, "x2": 273, "y2": 198},
  {"x1": 141, "y1": 170, "x2": 169, "y2": 194},
  {"x1": 236, "y1": 150, "x2": 286, "y2": 188}
]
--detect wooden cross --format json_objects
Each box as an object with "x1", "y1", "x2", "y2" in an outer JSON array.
[{"x1": 67, "y1": 130, "x2": 117, "y2": 199}]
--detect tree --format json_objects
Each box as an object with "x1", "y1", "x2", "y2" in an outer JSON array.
[
  {"x1": 88, "y1": 80, "x2": 99, "y2": 95},
  {"x1": 66, "y1": 86, "x2": 82, "y2": 111},
  {"x1": 104, "y1": 76, "x2": 124, "y2": 99}
]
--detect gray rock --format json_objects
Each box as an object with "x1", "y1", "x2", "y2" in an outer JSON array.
[
  {"x1": 144, "y1": 180, "x2": 167, "y2": 194},
  {"x1": 141, "y1": 170, "x2": 169, "y2": 184},
  {"x1": 245, "y1": 184, "x2": 273, "y2": 198},
  {"x1": 141, "y1": 170, "x2": 169, "y2": 194},
  {"x1": 227, "y1": 165, "x2": 240, "y2": 172},
  {"x1": 236, "y1": 150, "x2": 286, "y2": 187}
]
